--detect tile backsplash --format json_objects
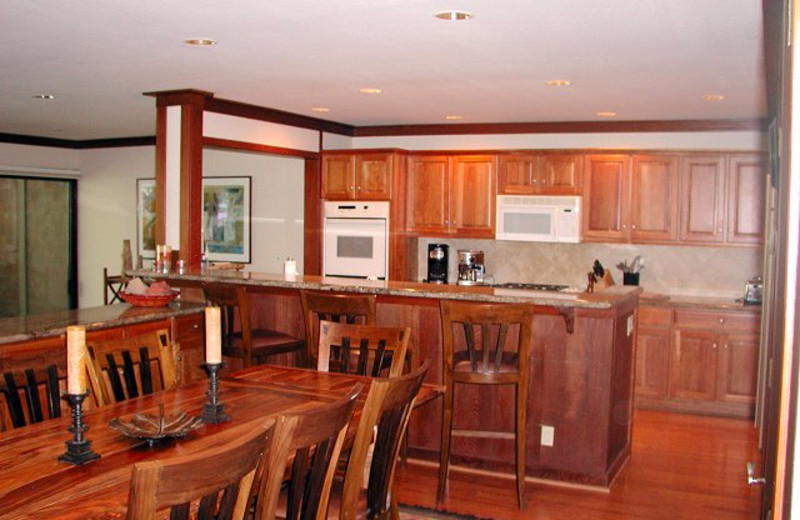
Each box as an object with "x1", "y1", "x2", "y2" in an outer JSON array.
[{"x1": 416, "y1": 238, "x2": 762, "y2": 299}]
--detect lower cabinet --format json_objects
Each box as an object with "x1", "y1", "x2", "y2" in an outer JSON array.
[
  {"x1": 171, "y1": 313, "x2": 206, "y2": 384},
  {"x1": 635, "y1": 304, "x2": 760, "y2": 418}
]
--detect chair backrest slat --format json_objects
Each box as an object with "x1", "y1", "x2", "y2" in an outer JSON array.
[
  {"x1": 317, "y1": 321, "x2": 409, "y2": 378},
  {"x1": 1, "y1": 362, "x2": 66, "y2": 430}
]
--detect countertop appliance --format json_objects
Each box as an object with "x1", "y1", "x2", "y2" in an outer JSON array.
[
  {"x1": 744, "y1": 276, "x2": 763, "y2": 305},
  {"x1": 323, "y1": 201, "x2": 389, "y2": 280},
  {"x1": 496, "y1": 195, "x2": 582, "y2": 243},
  {"x1": 457, "y1": 249, "x2": 485, "y2": 286},
  {"x1": 427, "y1": 244, "x2": 449, "y2": 284}
]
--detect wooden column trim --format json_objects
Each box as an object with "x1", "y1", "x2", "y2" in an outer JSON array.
[
  {"x1": 154, "y1": 105, "x2": 167, "y2": 247},
  {"x1": 304, "y1": 156, "x2": 322, "y2": 275}
]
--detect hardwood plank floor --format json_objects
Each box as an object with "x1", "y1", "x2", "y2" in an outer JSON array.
[{"x1": 395, "y1": 410, "x2": 762, "y2": 519}]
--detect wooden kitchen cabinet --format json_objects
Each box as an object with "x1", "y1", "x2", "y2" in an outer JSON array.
[
  {"x1": 629, "y1": 155, "x2": 680, "y2": 242},
  {"x1": 582, "y1": 155, "x2": 630, "y2": 241},
  {"x1": 171, "y1": 313, "x2": 206, "y2": 384},
  {"x1": 498, "y1": 153, "x2": 582, "y2": 195},
  {"x1": 726, "y1": 154, "x2": 766, "y2": 245},
  {"x1": 406, "y1": 154, "x2": 496, "y2": 238},
  {"x1": 321, "y1": 152, "x2": 392, "y2": 200},
  {"x1": 634, "y1": 306, "x2": 672, "y2": 399},
  {"x1": 679, "y1": 155, "x2": 726, "y2": 243}
]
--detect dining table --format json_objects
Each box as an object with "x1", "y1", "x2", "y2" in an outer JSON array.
[{"x1": 0, "y1": 364, "x2": 441, "y2": 519}]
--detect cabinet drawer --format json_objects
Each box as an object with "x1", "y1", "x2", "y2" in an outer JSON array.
[
  {"x1": 674, "y1": 310, "x2": 760, "y2": 332},
  {"x1": 172, "y1": 314, "x2": 204, "y2": 341},
  {"x1": 638, "y1": 306, "x2": 672, "y2": 327}
]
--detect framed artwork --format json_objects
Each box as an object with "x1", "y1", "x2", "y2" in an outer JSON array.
[
  {"x1": 136, "y1": 178, "x2": 156, "y2": 259},
  {"x1": 203, "y1": 176, "x2": 252, "y2": 263}
]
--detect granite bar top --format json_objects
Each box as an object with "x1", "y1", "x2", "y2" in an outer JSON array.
[
  {"x1": 0, "y1": 301, "x2": 206, "y2": 345},
  {"x1": 639, "y1": 292, "x2": 762, "y2": 312},
  {"x1": 128, "y1": 268, "x2": 642, "y2": 310}
]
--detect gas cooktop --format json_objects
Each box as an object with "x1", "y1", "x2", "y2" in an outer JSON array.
[{"x1": 492, "y1": 282, "x2": 569, "y2": 292}]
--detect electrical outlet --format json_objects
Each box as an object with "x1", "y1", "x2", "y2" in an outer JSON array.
[{"x1": 540, "y1": 425, "x2": 555, "y2": 447}]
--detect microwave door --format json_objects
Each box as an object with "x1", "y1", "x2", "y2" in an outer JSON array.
[{"x1": 501, "y1": 209, "x2": 557, "y2": 242}]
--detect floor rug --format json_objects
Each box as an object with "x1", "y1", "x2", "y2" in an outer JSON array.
[{"x1": 398, "y1": 504, "x2": 495, "y2": 520}]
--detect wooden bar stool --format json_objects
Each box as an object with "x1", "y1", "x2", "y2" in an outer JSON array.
[
  {"x1": 203, "y1": 283, "x2": 305, "y2": 369},
  {"x1": 438, "y1": 300, "x2": 537, "y2": 509},
  {"x1": 299, "y1": 291, "x2": 377, "y2": 369}
]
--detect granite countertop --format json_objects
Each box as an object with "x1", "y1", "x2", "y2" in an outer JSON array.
[
  {"x1": 128, "y1": 268, "x2": 642, "y2": 310},
  {"x1": 639, "y1": 292, "x2": 761, "y2": 312},
  {"x1": 0, "y1": 301, "x2": 206, "y2": 345}
]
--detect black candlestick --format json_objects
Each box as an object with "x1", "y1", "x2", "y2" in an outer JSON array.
[
  {"x1": 58, "y1": 392, "x2": 101, "y2": 465},
  {"x1": 202, "y1": 362, "x2": 230, "y2": 423}
]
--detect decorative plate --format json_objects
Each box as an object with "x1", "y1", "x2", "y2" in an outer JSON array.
[
  {"x1": 109, "y1": 406, "x2": 203, "y2": 445},
  {"x1": 119, "y1": 290, "x2": 179, "y2": 307}
]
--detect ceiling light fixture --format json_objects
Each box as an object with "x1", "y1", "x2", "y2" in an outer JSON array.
[
  {"x1": 311, "y1": 107, "x2": 330, "y2": 113},
  {"x1": 184, "y1": 38, "x2": 217, "y2": 46},
  {"x1": 596, "y1": 111, "x2": 617, "y2": 117},
  {"x1": 435, "y1": 10, "x2": 474, "y2": 21},
  {"x1": 702, "y1": 94, "x2": 725, "y2": 101},
  {"x1": 445, "y1": 115, "x2": 463, "y2": 120},
  {"x1": 33, "y1": 94, "x2": 55, "y2": 100},
  {"x1": 545, "y1": 80, "x2": 571, "y2": 87},
  {"x1": 359, "y1": 88, "x2": 383, "y2": 95}
]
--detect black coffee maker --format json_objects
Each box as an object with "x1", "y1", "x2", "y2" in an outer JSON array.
[{"x1": 427, "y1": 244, "x2": 449, "y2": 284}]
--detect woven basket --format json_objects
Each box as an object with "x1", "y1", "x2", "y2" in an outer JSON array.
[{"x1": 120, "y1": 291, "x2": 178, "y2": 307}]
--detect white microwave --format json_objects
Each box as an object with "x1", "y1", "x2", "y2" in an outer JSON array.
[{"x1": 495, "y1": 195, "x2": 582, "y2": 243}]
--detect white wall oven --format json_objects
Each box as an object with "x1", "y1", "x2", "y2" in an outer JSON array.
[{"x1": 323, "y1": 201, "x2": 389, "y2": 280}]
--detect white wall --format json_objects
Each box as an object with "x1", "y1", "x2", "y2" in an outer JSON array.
[
  {"x1": 203, "y1": 149, "x2": 304, "y2": 274},
  {"x1": 78, "y1": 146, "x2": 156, "y2": 307}
]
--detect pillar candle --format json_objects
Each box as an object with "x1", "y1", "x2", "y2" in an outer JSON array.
[
  {"x1": 205, "y1": 306, "x2": 222, "y2": 364},
  {"x1": 66, "y1": 325, "x2": 87, "y2": 395}
]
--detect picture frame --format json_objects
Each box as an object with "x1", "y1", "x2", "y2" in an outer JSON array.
[
  {"x1": 203, "y1": 176, "x2": 252, "y2": 263},
  {"x1": 136, "y1": 178, "x2": 156, "y2": 259}
]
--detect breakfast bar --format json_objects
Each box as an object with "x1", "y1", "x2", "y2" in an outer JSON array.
[{"x1": 132, "y1": 268, "x2": 641, "y2": 488}]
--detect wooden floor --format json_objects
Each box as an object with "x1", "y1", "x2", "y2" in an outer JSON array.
[{"x1": 395, "y1": 410, "x2": 763, "y2": 520}]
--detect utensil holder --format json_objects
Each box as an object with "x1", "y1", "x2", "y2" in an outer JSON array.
[{"x1": 623, "y1": 272, "x2": 640, "y2": 286}]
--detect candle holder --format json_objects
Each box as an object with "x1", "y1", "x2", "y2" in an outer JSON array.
[
  {"x1": 202, "y1": 362, "x2": 230, "y2": 423},
  {"x1": 58, "y1": 392, "x2": 101, "y2": 465}
]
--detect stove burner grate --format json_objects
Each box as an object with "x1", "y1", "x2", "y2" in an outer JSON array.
[{"x1": 493, "y1": 282, "x2": 569, "y2": 292}]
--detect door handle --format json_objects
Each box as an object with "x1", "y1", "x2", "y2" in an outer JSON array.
[{"x1": 746, "y1": 462, "x2": 766, "y2": 485}]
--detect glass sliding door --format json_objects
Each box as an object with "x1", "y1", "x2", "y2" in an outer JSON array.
[{"x1": 0, "y1": 176, "x2": 77, "y2": 317}]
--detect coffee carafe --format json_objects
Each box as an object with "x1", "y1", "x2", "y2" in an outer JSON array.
[
  {"x1": 427, "y1": 244, "x2": 449, "y2": 284},
  {"x1": 457, "y1": 250, "x2": 485, "y2": 285}
]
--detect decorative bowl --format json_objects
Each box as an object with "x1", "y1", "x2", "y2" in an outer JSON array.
[
  {"x1": 119, "y1": 290, "x2": 179, "y2": 307},
  {"x1": 109, "y1": 406, "x2": 203, "y2": 445}
]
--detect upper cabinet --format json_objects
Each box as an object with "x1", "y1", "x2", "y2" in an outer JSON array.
[
  {"x1": 582, "y1": 155, "x2": 630, "y2": 242},
  {"x1": 322, "y1": 152, "x2": 393, "y2": 200},
  {"x1": 680, "y1": 153, "x2": 765, "y2": 246},
  {"x1": 498, "y1": 153, "x2": 582, "y2": 195},
  {"x1": 630, "y1": 154, "x2": 680, "y2": 243},
  {"x1": 407, "y1": 154, "x2": 496, "y2": 238}
]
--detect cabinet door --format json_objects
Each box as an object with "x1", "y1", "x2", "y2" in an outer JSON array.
[
  {"x1": 582, "y1": 155, "x2": 629, "y2": 241},
  {"x1": 635, "y1": 328, "x2": 671, "y2": 399},
  {"x1": 498, "y1": 155, "x2": 535, "y2": 194},
  {"x1": 406, "y1": 155, "x2": 450, "y2": 235},
  {"x1": 670, "y1": 328, "x2": 719, "y2": 401},
  {"x1": 322, "y1": 155, "x2": 354, "y2": 200},
  {"x1": 451, "y1": 155, "x2": 496, "y2": 237},
  {"x1": 538, "y1": 154, "x2": 583, "y2": 195},
  {"x1": 354, "y1": 154, "x2": 392, "y2": 200},
  {"x1": 679, "y1": 155, "x2": 726, "y2": 243},
  {"x1": 717, "y1": 331, "x2": 760, "y2": 405},
  {"x1": 726, "y1": 154, "x2": 765, "y2": 245},
  {"x1": 630, "y1": 155, "x2": 679, "y2": 243}
]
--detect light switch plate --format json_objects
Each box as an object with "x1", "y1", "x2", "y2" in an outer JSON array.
[{"x1": 541, "y1": 425, "x2": 555, "y2": 447}]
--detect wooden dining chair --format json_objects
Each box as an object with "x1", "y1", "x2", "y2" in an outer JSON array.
[
  {"x1": 438, "y1": 300, "x2": 538, "y2": 509},
  {"x1": 329, "y1": 360, "x2": 429, "y2": 520},
  {"x1": 203, "y1": 282, "x2": 305, "y2": 368},
  {"x1": 300, "y1": 291, "x2": 377, "y2": 369},
  {"x1": 317, "y1": 321, "x2": 410, "y2": 378},
  {"x1": 86, "y1": 329, "x2": 178, "y2": 407},
  {"x1": 253, "y1": 384, "x2": 363, "y2": 520},
  {"x1": 126, "y1": 418, "x2": 275, "y2": 520},
  {"x1": 0, "y1": 353, "x2": 67, "y2": 430}
]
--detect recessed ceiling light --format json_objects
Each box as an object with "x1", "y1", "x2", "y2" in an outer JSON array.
[
  {"x1": 702, "y1": 94, "x2": 725, "y2": 101},
  {"x1": 311, "y1": 107, "x2": 330, "y2": 113},
  {"x1": 359, "y1": 88, "x2": 383, "y2": 95},
  {"x1": 184, "y1": 38, "x2": 217, "y2": 46},
  {"x1": 33, "y1": 94, "x2": 55, "y2": 100},
  {"x1": 435, "y1": 10, "x2": 474, "y2": 21},
  {"x1": 545, "y1": 80, "x2": 572, "y2": 87},
  {"x1": 596, "y1": 111, "x2": 617, "y2": 117},
  {"x1": 445, "y1": 115, "x2": 463, "y2": 120}
]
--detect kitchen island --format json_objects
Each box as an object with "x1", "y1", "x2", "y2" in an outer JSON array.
[{"x1": 131, "y1": 268, "x2": 641, "y2": 489}]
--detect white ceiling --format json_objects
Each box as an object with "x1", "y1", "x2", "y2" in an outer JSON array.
[{"x1": 0, "y1": 0, "x2": 766, "y2": 141}]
